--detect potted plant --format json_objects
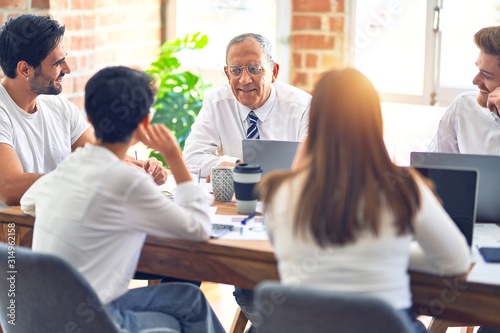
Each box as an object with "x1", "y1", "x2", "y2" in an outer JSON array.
[{"x1": 146, "y1": 32, "x2": 210, "y2": 165}]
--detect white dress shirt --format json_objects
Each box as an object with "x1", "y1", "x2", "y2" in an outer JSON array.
[
  {"x1": 21, "y1": 144, "x2": 213, "y2": 304},
  {"x1": 265, "y1": 172, "x2": 470, "y2": 310},
  {"x1": 183, "y1": 81, "x2": 311, "y2": 177},
  {"x1": 428, "y1": 91, "x2": 500, "y2": 154}
]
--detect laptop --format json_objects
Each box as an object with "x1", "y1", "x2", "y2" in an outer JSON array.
[
  {"x1": 413, "y1": 165, "x2": 479, "y2": 247},
  {"x1": 242, "y1": 139, "x2": 300, "y2": 176},
  {"x1": 410, "y1": 152, "x2": 500, "y2": 223}
]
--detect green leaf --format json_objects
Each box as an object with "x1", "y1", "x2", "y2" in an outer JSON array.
[{"x1": 147, "y1": 33, "x2": 211, "y2": 167}]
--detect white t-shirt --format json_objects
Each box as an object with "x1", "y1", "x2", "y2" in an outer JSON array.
[
  {"x1": 0, "y1": 84, "x2": 89, "y2": 173},
  {"x1": 21, "y1": 144, "x2": 213, "y2": 305},
  {"x1": 183, "y1": 81, "x2": 311, "y2": 177},
  {"x1": 428, "y1": 91, "x2": 500, "y2": 154},
  {"x1": 264, "y1": 172, "x2": 470, "y2": 310}
]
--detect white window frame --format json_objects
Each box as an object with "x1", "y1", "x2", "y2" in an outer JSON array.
[
  {"x1": 165, "y1": 0, "x2": 291, "y2": 84},
  {"x1": 349, "y1": 0, "x2": 485, "y2": 106}
]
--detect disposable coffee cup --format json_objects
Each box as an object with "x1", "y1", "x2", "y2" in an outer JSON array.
[
  {"x1": 233, "y1": 163, "x2": 263, "y2": 214},
  {"x1": 211, "y1": 166, "x2": 235, "y2": 202}
]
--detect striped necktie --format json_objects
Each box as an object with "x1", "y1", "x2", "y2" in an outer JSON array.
[{"x1": 246, "y1": 111, "x2": 260, "y2": 139}]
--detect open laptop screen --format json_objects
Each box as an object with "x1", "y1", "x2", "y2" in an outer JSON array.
[
  {"x1": 411, "y1": 152, "x2": 500, "y2": 223},
  {"x1": 414, "y1": 166, "x2": 478, "y2": 247},
  {"x1": 242, "y1": 139, "x2": 299, "y2": 176}
]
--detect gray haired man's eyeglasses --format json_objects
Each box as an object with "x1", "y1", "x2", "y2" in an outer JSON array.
[{"x1": 226, "y1": 61, "x2": 274, "y2": 78}]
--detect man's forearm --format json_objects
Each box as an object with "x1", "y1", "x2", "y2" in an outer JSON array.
[{"x1": 0, "y1": 173, "x2": 43, "y2": 206}]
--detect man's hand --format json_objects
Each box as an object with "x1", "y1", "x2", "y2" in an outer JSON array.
[
  {"x1": 137, "y1": 123, "x2": 194, "y2": 184},
  {"x1": 127, "y1": 157, "x2": 168, "y2": 185},
  {"x1": 487, "y1": 87, "x2": 500, "y2": 115}
]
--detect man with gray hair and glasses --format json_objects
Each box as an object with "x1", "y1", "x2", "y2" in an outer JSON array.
[
  {"x1": 183, "y1": 32, "x2": 311, "y2": 178},
  {"x1": 183, "y1": 32, "x2": 311, "y2": 333}
]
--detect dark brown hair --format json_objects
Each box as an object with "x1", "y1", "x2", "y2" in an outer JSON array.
[
  {"x1": 260, "y1": 68, "x2": 422, "y2": 246},
  {"x1": 474, "y1": 26, "x2": 500, "y2": 57}
]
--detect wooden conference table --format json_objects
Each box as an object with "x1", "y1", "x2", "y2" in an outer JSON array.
[{"x1": 1, "y1": 201, "x2": 500, "y2": 331}]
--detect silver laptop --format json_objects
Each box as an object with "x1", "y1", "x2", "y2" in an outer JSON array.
[
  {"x1": 413, "y1": 165, "x2": 479, "y2": 247},
  {"x1": 410, "y1": 152, "x2": 500, "y2": 223},
  {"x1": 242, "y1": 139, "x2": 299, "y2": 176}
]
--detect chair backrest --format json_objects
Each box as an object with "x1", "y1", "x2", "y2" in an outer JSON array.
[
  {"x1": 254, "y1": 281, "x2": 413, "y2": 333},
  {"x1": 0, "y1": 243, "x2": 119, "y2": 333}
]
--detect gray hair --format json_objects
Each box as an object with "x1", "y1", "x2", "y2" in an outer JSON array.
[{"x1": 225, "y1": 33, "x2": 274, "y2": 63}]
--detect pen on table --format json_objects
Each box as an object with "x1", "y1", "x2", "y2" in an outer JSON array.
[{"x1": 240, "y1": 213, "x2": 255, "y2": 225}]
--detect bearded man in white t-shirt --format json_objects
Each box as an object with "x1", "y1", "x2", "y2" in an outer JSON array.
[{"x1": 0, "y1": 14, "x2": 167, "y2": 207}]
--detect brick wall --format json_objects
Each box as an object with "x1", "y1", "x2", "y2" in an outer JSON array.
[
  {"x1": 290, "y1": 0, "x2": 346, "y2": 93},
  {"x1": 0, "y1": 0, "x2": 346, "y2": 107},
  {"x1": 0, "y1": 0, "x2": 162, "y2": 109}
]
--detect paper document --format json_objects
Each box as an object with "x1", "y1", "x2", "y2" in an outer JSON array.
[
  {"x1": 467, "y1": 260, "x2": 500, "y2": 286},
  {"x1": 467, "y1": 223, "x2": 500, "y2": 285},
  {"x1": 210, "y1": 214, "x2": 268, "y2": 240},
  {"x1": 473, "y1": 223, "x2": 500, "y2": 248}
]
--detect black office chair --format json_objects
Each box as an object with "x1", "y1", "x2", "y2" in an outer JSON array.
[
  {"x1": 0, "y1": 243, "x2": 119, "y2": 333},
  {"x1": 253, "y1": 280, "x2": 413, "y2": 333}
]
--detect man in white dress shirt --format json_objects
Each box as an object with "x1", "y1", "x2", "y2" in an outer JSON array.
[
  {"x1": 183, "y1": 33, "x2": 311, "y2": 332},
  {"x1": 429, "y1": 26, "x2": 500, "y2": 154},
  {"x1": 428, "y1": 25, "x2": 500, "y2": 333},
  {"x1": 183, "y1": 33, "x2": 311, "y2": 178}
]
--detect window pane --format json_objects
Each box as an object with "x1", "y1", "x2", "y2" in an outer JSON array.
[
  {"x1": 353, "y1": 0, "x2": 427, "y2": 95},
  {"x1": 173, "y1": 0, "x2": 284, "y2": 86},
  {"x1": 439, "y1": 0, "x2": 500, "y2": 90}
]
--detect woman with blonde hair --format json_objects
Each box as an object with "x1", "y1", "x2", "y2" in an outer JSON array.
[{"x1": 259, "y1": 68, "x2": 470, "y2": 332}]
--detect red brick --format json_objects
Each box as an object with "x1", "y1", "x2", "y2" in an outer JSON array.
[
  {"x1": 337, "y1": 0, "x2": 345, "y2": 13},
  {"x1": 73, "y1": 0, "x2": 95, "y2": 10},
  {"x1": 60, "y1": 14, "x2": 83, "y2": 30},
  {"x1": 32, "y1": 0, "x2": 49, "y2": 10},
  {"x1": 82, "y1": 13, "x2": 95, "y2": 29},
  {"x1": 78, "y1": 54, "x2": 91, "y2": 71},
  {"x1": 292, "y1": 72, "x2": 308, "y2": 87},
  {"x1": 293, "y1": 15, "x2": 322, "y2": 30},
  {"x1": 6, "y1": 11, "x2": 49, "y2": 19},
  {"x1": 0, "y1": 0, "x2": 26, "y2": 9},
  {"x1": 293, "y1": 0, "x2": 330, "y2": 12},
  {"x1": 293, "y1": 53, "x2": 302, "y2": 68},
  {"x1": 66, "y1": 55, "x2": 78, "y2": 71},
  {"x1": 306, "y1": 53, "x2": 317, "y2": 68},
  {"x1": 292, "y1": 34, "x2": 335, "y2": 50},
  {"x1": 68, "y1": 35, "x2": 95, "y2": 50},
  {"x1": 330, "y1": 16, "x2": 344, "y2": 32}
]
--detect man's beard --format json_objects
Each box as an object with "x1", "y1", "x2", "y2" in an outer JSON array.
[
  {"x1": 30, "y1": 68, "x2": 63, "y2": 95},
  {"x1": 477, "y1": 94, "x2": 487, "y2": 108}
]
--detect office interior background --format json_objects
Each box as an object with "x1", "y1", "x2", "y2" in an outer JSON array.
[{"x1": 0, "y1": 0, "x2": 497, "y2": 164}]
